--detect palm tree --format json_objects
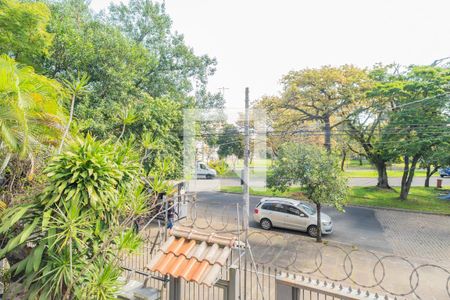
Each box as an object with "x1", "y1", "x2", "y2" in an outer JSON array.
[{"x1": 0, "y1": 54, "x2": 64, "y2": 177}]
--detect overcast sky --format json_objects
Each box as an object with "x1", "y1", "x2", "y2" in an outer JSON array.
[{"x1": 91, "y1": 0, "x2": 450, "y2": 109}]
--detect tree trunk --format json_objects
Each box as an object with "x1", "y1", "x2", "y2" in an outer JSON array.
[
  {"x1": 0, "y1": 153, "x2": 12, "y2": 176},
  {"x1": 400, "y1": 156, "x2": 419, "y2": 200},
  {"x1": 116, "y1": 123, "x2": 126, "y2": 143},
  {"x1": 359, "y1": 155, "x2": 363, "y2": 166},
  {"x1": 425, "y1": 165, "x2": 431, "y2": 187},
  {"x1": 324, "y1": 116, "x2": 331, "y2": 153},
  {"x1": 400, "y1": 156, "x2": 409, "y2": 200},
  {"x1": 340, "y1": 149, "x2": 347, "y2": 171},
  {"x1": 425, "y1": 165, "x2": 439, "y2": 188},
  {"x1": 316, "y1": 202, "x2": 322, "y2": 243},
  {"x1": 58, "y1": 94, "x2": 76, "y2": 154},
  {"x1": 375, "y1": 161, "x2": 390, "y2": 189}
]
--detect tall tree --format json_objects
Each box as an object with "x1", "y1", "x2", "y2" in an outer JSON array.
[
  {"x1": 0, "y1": 0, "x2": 52, "y2": 68},
  {"x1": 43, "y1": 0, "x2": 153, "y2": 137},
  {"x1": 108, "y1": 0, "x2": 217, "y2": 100},
  {"x1": 345, "y1": 65, "x2": 405, "y2": 189},
  {"x1": 269, "y1": 65, "x2": 372, "y2": 152},
  {"x1": 217, "y1": 124, "x2": 244, "y2": 159},
  {"x1": 379, "y1": 66, "x2": 450, "y2": 199}
]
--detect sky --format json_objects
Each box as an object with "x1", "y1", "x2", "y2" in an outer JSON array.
[{"x1": 91, "y1": 0, "x2": 450, "y2": 110}]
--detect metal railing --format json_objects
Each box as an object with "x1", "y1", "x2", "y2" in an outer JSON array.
[{"x1": 120, "y1": 198, "x2": 450, "y2": 300}]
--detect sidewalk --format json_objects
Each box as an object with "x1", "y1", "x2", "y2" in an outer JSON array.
[{"x1": 178, "y1": 216, "x2": 450, "y2": 300}]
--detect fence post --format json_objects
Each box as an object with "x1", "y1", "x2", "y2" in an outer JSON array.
[
  {"x1": 227, "y1": 265, "x2": 239, "y2": 300},
  {"x1": 276, "y1": 279, "x2": 298, "y2": 300},
  {"x1": 169, "y1": 277, "x2": 181, "y2": 300}
]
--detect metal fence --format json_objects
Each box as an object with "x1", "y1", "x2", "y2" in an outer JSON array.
[{"x1": 120, "y1": 199, "x2": 450, "y2": 300}]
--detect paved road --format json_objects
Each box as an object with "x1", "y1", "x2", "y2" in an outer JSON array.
[
  {"x1": 195, "y1": 191, "x2": 450, "y2": 262},
  {"x1": 188, "y1": 176, "x2": 449, "y2": 192}
]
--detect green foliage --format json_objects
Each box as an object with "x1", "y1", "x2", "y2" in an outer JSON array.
[
  {"x1": 268, "y1": 143, "x2": 348, "y2": 211},
  {"x1": 375, "y1": 66, "x2": 450, "y2": 199},
  {"x1": 0, "y1": 136, "x2": 145, "y2": 299},
  {"x1": 269, "y1": 143, "x2": 348, "y2": 241},
  {"x1": 75, "y1": 260, "x2": 122, "y2": 300},
  {"x1": 0, "y1": 0, "x2": 53, "y2": 68},
  {"x1": 109, "y1": 0, "x2": 217, "y2": 99},
  {"x1": 217, "y1": 124, "x2": 244, "y2": 159},
  {"x1": 0, "y1": 199, "x2": 6, "y2": 213},
  {"x1": 262, "y1": 65, "x2": 372, "y2": 152},
  {"x1": 146, "y1": 156, "x2": 177, "y2": 196},
  {"x1": 0, "y1": 54, "x2": 64, "y2": 189},
  {"x1": 208, "y1": 160, "x2": 229, "y2": 175},
  {"x1": 0, "y1": 54, "x2": 63, "y2": 155}
]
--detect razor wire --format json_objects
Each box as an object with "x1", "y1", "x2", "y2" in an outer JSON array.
[
  {"x1": 245, "y1": 231, "x2": 450, "y2": 299},
  {"x1": 180, "y1": 200, "x2": 450, "y2": 299}
]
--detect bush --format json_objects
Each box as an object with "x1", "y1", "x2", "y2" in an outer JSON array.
[
  {"x1": 208, "y1": 160, "x2": 229, "y2": 175},
  {"x1": 0, "y1": 135, "x2": 146, "y2": 299}
]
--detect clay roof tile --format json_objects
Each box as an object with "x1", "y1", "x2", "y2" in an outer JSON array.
[{"x1": 146, "y1": 228, "x2": 236, "y2": 286}]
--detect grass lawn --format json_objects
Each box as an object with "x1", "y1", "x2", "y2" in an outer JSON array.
[
  {"x1": 344, "y1": 169, "x2": 427, "y2": 178},
  {"x1": 220, "y1": 168, "x2": 429, "y2": 178},
  {"x1": 223, "y1": 158, "x2": 429, "y2": 178},
  {"x1": 220, "y1": 186, "x2": 450, "y2": 214}
]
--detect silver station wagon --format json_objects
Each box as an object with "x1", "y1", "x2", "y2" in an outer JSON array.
[{"x1": 253, "y1": 197, "x2": 333, "y2": 237}]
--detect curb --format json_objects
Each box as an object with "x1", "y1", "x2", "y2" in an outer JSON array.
[
  {"x1": 216, "y1": 191, "x2": 450, "y2": 217},
  {"x1": 346, "y1": 204, "x2": 450, "y2": 217}
]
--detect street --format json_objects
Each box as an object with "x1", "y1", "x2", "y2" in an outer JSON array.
[
  {"x1": 195, "y1": 191, "x2": 450, "y2": 262},
  {"x1": 188, "y1": 176, "x2": 449, "y2": 192}
]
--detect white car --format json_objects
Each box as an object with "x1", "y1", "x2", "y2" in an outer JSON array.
[
  {"x1": 253, "y1": 197, "x2": 333, "y2": 237},
  {"x1": 196, "y1": 162, "x2": 217, "y2": 179}
]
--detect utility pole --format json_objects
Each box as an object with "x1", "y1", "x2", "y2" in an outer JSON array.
[
  {"x1": 243, "y1": 87, "x2": 250, "y2": 299},
  {"x1": 218, "y1": 87, "x2": 229, "y2": 98}
]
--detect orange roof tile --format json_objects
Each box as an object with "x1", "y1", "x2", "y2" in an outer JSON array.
[{"x1": 146, "y1": 228, "x2": 236, "y2": 286}]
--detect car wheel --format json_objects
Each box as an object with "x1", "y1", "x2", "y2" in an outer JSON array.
[
  {"x1": 307, "y1": 225, "x2": 318, "y2": 237},
  {"x1": 260, "y1": 218, "x2": 272, "y2": 230},
  {"x1": 440, "y1": 175, "x2": 444, "y2": 178},
  {"x1": 206, "y1": 174, "x2": 212, "y2": 179}
]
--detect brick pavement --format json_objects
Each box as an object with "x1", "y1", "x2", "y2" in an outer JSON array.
[{"x1": 375, "y1": 209, "x2": 450, "y2": 262}]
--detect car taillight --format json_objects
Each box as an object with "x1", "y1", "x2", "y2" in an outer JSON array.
[{"x1": 254, "y1": 208, "x2": 259, "y2": 214}]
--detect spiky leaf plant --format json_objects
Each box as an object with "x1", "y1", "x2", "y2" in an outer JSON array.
[{"x1": 0, "y1": 135, "x2": 146, "y2": 299}]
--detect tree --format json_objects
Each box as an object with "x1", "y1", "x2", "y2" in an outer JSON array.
[
  {"x1": 43, "y1": 0, "x2": 153, "y2": 137},
  {"x1": 0, "y1": 0, "x2": 53, "y2": 68},
  {"x1": 265, "y1": 66, "x2": 371, "y2": 152},
  {"x1": 254, "y1": 96, "x2": 324, "y2": 163},
  {"x1": 0, "y1": 55, "x2": 64, "y2": 179},
  {"x1": 38, "y1": 0, "x2": 216, "y2": 173},
  {"x1": 129, "y1": 96, "x2": 183, "y2": 176},
  {"x1": 195, "y1": 87, "x2": 226, "y2": 158},
  {"x1": 379, "y1": 66, "x2": 450, "y2": 199},
  {"x1": 421, "y1": 143, "x2": 450, "y2": 187},
  {"x1": 108, "y1": 0, "x2": 217, "y2": 100},
  {"x1": 217, "y1": 124, "x2": 244, "y2": 160},
  {"x1": 344, "y1": 66, "x2": 397, "y2": 188},
  {"x1": 268, "y1": 143, "x2": 348, "y2": 242},
  {"x1": 0, "y1": 136, "x2": 146, "y2": 299}
]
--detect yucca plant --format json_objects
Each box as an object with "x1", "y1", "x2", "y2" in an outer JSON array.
[{"x1": 0, "y1": 135, "x2": 146, "y2": 299}]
